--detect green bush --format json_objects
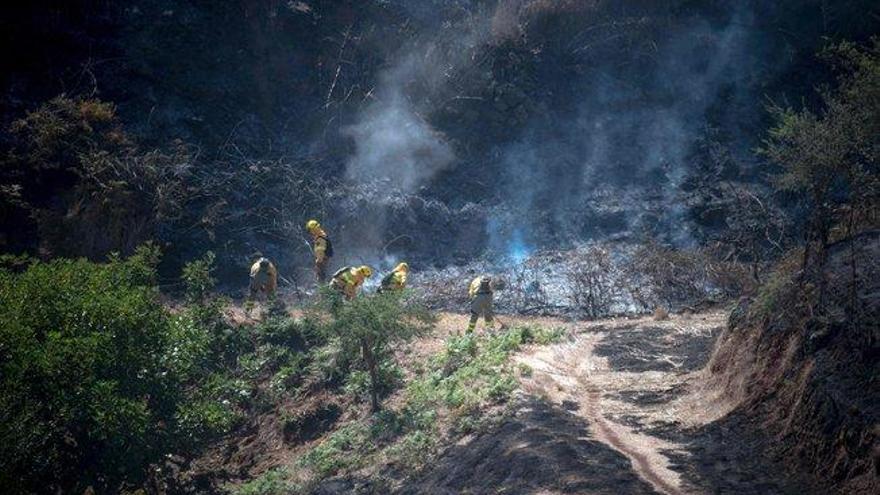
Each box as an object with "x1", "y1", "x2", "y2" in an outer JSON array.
[
  {"x1": 752, "y1": 251, "x2": 802, "y2": 320},
  {"x1": 0, "y1": 245, "x2": 174, "y2": 492},
  {"x1": 318, "y1": 291, "x2": 434, "y2": 411},
  {"x1": 230, "y1": 467, "x2": 300, "y2": 495},
  {"x1": 343, "y1": 361, "x2": 404, "y2": 403},
  {"x1": 299, "y1": 423, "x2": 372, "y2": 477},
  {"x1": 405, "y1": 325, "x2": 563, "y2": 432},
  {"x1": 385, "y1": 430, "x2": 437, "y2": 471},
  {"x1": 182, "y1": 251, "x2": 217, "y2": 303},
  {"x1": 0, "y1": 247, "x2": 275, "y2": 492}
]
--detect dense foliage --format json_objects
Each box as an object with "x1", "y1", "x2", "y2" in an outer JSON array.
[
  {"x1": 0, "y1": 246, "x2": 175, "y2": 491},
  {"x1": 763, "y1": 38, "x2": 880, "y2": 270},
  {"x1": 0, "y1": 249, "x2": 300, "y2": 492},
  {"x1": 0, "y1": 246, "x2": 447, "y2": 493}
]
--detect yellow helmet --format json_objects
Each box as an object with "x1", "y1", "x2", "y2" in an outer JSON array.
[
  {"x1": 358, "y1": 265, "x2": 373, "y2": 278},
  {"x1": 305, "y1": 219, "x2": 320, "y2": 232},
  {"x1": 395, "y1": 262, "x2": 409, "y2": 273}
]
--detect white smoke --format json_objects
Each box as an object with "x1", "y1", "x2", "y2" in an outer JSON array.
[{"x1": 343, "y1": 70, "x2": 454, "y2": 192}]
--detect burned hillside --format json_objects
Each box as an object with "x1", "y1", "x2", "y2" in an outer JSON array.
[
  {"x1": 1, "y1": 2, "x2": 879, "y2": 495},
  {"x1": 2, "y1": 0, "x2": 878, "y2": 279}
]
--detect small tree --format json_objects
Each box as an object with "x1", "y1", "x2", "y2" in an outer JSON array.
[
  {"x1": 762, "y1": 39, "x2": 880, "y2": 264},
  {"x1": 565, "y1": 245, "x2": 618, "y2": 318},
  {"x1": 761, "y1": 38, "x2": 880, "y2": 307},
  {"x1": 321, "y1": 291, "x2": 434, "y2": 412}
]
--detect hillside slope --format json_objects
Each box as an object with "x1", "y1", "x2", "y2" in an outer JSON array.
[{"x1": 705, "y1": 233, "x2": 880, "y2": 494}]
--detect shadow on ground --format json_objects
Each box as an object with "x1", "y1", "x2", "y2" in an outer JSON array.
[
  {"x1": 593, "y1": 324, "x2": 719, "y2": 373},
  {"x1": 395, "y1": 397, "x2": 658, "y2": 495},
  {"x1": 592, "y1": 321, "x2": 822, "y2": 495},
  {"x1": 631, "y1": 408, "x2": 822, "y2": 495}
]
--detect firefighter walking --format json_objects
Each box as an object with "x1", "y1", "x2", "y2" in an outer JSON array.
[{"x1": 468, "y1": 275, "x2": 499, "y2": 332}]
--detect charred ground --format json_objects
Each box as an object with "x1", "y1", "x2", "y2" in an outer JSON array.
[{"x1": 2, "y1": 0, "x2": 879, "y2": 280}]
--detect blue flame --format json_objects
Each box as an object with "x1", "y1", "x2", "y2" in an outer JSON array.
[
  {"x1": 508, "y1": 229, "x2": 531, "y2": 264},
  {"x1": 486, "y1": 217, "x2": 532, "y2": 264}
]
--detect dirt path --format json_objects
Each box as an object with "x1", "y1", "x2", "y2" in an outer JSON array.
[
  {"x1": 516, "y1": 313, "x2": 719, "y2": 495},
  {"x1": 406, "y1": 311, "x2": 818, "y2": 494}
]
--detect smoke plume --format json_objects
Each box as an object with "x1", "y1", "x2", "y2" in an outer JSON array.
[{"x1": 344, "y1": 54, "x2": 455, "y2": 193}]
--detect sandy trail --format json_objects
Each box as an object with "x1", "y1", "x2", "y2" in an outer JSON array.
[
  {"x1": 516, "y1": 313, "x2": 725, "y2": 495},
  {"x1": 323, "y1": 311, "x2": 818, "y2": 494},
  {"x1": 497, "y1": 310, "x2": 821, "y2": 495}
]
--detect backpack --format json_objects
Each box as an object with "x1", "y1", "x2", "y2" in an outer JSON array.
[
  {"x1": 319, "y1": 235, "x2": 334, "y2": 258},
  {"x1": 332, "y1": 266, "x2": 352, "y2": 281},
  {"x1": 380, "y1": 271, "x2": 396, "y2": 289}
]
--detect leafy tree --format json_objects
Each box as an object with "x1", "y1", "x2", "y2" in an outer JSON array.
[
  {"x1": 320, "y1": 291, "x2": 434, "y2": 412},
  {"x1": 762, "y1": 38, "x2": 880, "y2": 276},
  {"x1": 0, "y1": 245, "x2": 174, "y2": 492}
]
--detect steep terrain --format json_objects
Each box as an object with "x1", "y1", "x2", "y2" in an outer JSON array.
[
  {"x1": 703, "y1": 233, "x2": 880, "y2": 493},
  {"x1": 1, "y1": 3, "x2": 878, "y2": 494},
  {"x1": 192, "y1": 309, "x2": 838, "y2": 494},
  {"x1": 3, "y1": 1, "x2": 880, "y2": 278},
  {"x1": 401, "y1": 311, "x2": 818, "y2": 494}
]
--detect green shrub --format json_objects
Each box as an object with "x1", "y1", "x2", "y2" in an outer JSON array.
[
  {"x1": 0, "y1": 246, "x2": 279, "y2": 492},
  {"x1": 182, "y1": 251, "x2": 217, "y2": 303},
  {"x1": 405, "y1": 325, "x2": 561, "y2": 431},
  {"x1": 175, "y1": 396, "x2": 241, "y2": 441},
  {"x1": 386, "y1": 430, "x2": 437, "y2": 470},
  {"x1": 319, "y1": 291, "x2": 434, "y2": 411},
  {"x1": 269, "y1": 353, "x2": 309, "y2": 396},
  {"x1": 299, "y1": 423, "x2": 372, "y2": 477},
  {"x1": 343, "y1": 361, "x2": 404, "y2": 404},
  {"x1": 753, "y1": 251, "x2": 802, "y2": 319},
  {"x1": 166, "y1": 301, "x2": 249, "y2": 382},
  {"x1": 0, "y1": 245, "x2": 174, "y2": 492},
  {"x1": 230, "y1": 468, "x2": 299, "y2": 495}
]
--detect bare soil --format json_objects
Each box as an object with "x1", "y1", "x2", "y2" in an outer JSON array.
[
  {"x1": 401, "y1": 311, "x2": 820, "y2": 494},
  {"x1": 181, "y1": 309, "x2": 828, "y2": 494}
]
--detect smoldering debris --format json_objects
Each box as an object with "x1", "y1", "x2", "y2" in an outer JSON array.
[{"x1": 409, "y1": 241, "x2": 749, "y2": 319}]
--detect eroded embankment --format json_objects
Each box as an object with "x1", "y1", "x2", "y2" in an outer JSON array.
[{"x1": 703, "y1": 234, "x2": 880, "y2": 495}]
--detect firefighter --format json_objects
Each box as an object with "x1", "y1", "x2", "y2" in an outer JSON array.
[
  {"x1": 306, "y1": 219, "x2": 333, "y2": 283},
  {"x1": 249, "y1": 257, "x2": 278, "y2": 300},
  {"x1": 330, "y1": 265, "x2": 373, "y2": 300},
  {"x1": 378, "y1": 262, "x2": 409, "y2": 293},
  {"x1": 467, "y1": 275, "x2": 497, "y2": 333}
]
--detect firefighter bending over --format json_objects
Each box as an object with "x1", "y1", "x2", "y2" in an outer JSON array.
[
  {"x1": 330, "y1": 265, "x2": 373, "y2": 300},
  {"x1": 249, "y1": 257, "x2": 277, "y2": 300},
  {"x1": 378, "y1": 262, "x2": 409, "y2": 293}
]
